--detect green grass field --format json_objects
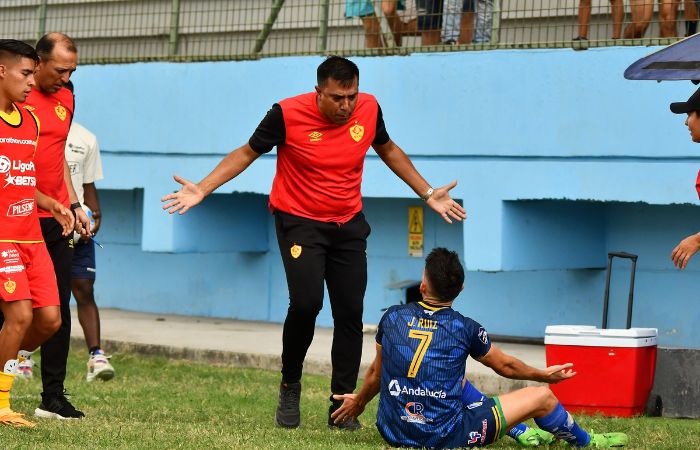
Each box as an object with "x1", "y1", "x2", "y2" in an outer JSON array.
[{"x1": 1, "y1": 350, "x2": 698, "y2": 449}]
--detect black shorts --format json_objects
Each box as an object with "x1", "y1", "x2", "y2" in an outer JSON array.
[
  {"x1": 460, "y1": 396, "x2": 507, "y2": 448},
  {"x1": 71, "y1": 239, "x2": 96, "y2": 280},
  {"x1": 417, "y1": 0, "x2": 443, "y2": 30}
]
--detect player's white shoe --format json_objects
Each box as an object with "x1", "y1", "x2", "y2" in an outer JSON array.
[
  {"x1": 16, "y1": 351, "x2": 34, "y2": 379},
  {"x1": 86, "y1": 350, "x2": 115, "y2": 382}
]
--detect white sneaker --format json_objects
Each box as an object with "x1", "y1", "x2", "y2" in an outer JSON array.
[
  {"x1": 17, "y1": 351, "x2": 33, "y2": 379},
  {"x1": 86, "y1": 350, "x2": 115, "y2": 382}
]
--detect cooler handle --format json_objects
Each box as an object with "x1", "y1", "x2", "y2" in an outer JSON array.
[{"x1": 602, "y1": 252, "x2": 638, "y2": 330}]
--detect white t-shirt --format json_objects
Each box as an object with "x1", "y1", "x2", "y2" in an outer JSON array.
[{"x1": 65, "y1": 122, "x2": 103, "y2": 204}]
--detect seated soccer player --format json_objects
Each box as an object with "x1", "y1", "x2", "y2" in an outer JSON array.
[
  {"x1": 331, "y1": 248, "x2": 629, "y2": 449},
  {"x1": 0, "y1": 39, "x2": 74, "y2": 427}
]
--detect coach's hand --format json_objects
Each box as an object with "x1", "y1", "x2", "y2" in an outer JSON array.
[
  {"x1": 426, "y1": 181, "x2": 467, "y2": 224},
  {"x1": 671, "y1": 232, "x2": 700, "y2": 269},
  {"x1": 161, "y1": 175, "x2": 205, "y2": 215},
  {"x1": 331, "y1": 393, "x2": 364, "y2": 424},
  {"x1": 540, "y1": 363, "x2": 576, "y2": 384}
]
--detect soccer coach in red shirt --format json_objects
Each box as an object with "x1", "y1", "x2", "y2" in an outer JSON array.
[{"x1": 162, "y1": 56, "x2": 466, "y2": 429}]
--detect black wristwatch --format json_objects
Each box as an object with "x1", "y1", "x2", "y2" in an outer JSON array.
[{"x1": 70, "y1": 202, "x2": 82, "y2": 212}]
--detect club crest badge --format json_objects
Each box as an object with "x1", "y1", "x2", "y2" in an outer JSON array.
[
  {"x1": 349, "y1": 123, "x2": 364, "y2": 142},
  {"x1": 55, "y1": 104, "x2": 67, "y2": 121},
  {"x1": 290, "y1": 244, "x2": 302, "y2": 259},
  {"x1": 4, "y1": 279, "x2": 16, "y2": 294}
]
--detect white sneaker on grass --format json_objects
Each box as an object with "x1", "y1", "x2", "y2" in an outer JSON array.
[{"x1": 86, "y1": 350, "x2": 115, "y2": 382}]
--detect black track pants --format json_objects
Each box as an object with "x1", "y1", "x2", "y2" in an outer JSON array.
[
  {"x1": 275, "y1": 210, "x2": 370, "y2": 395},
  {"x1": 39, "y1": 217, "x2": 73, "y2": 396}
]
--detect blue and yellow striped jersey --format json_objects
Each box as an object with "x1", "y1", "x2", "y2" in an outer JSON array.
[{"x1": 375, "y1": 301, "x2": 491, "y2": 449}]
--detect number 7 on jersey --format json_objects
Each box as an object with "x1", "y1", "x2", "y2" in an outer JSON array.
[{"x1": 407, "y1": 329, "x2": 433, "y2": 378}]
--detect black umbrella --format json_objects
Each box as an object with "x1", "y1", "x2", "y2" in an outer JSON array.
[{"x1": 625, "y1": 35, "x2": 700, "y2": 82}]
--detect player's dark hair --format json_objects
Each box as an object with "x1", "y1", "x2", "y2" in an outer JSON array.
[
  {"x1": 36, "y1": 32, "x2": 77, "y2": 60},
  {"x1": 424, "y1": 248, "x2": 464, "y2": 301},
  {"x1": 317, "y1": 56, "x2": 359, "y2": 88},
  {"x1": 0, "y1": 39, "x2": 39, "y2": 64}
]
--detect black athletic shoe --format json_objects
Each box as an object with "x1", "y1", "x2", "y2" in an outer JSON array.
[
  {"x1": 35, "y1": 392, "x2": 85, "y2": 419},
  {"x1": 276, "y1": 382, "x2": 301, "y2": 428},
  {"x1": 328, "y1": 398, "x2": 361, "y2": 431}
]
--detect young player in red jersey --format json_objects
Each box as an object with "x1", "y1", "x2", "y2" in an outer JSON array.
[
  {"x1": 0, "y1": 39, "x2": 74, "y2": 427},
  {"x1": 163, "y1": 56, "x2": 467, "y2": 430}
]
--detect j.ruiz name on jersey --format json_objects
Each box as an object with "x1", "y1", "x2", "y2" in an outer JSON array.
[
  {"x1": 407, "y1": 317, "x2": 438, "y2": 330},
  {"x1": 7, "y1": 199, "x2": 34, "y2": 217}
]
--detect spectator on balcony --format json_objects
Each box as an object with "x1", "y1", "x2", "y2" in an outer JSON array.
[
  {"x1": 441, "y1": 0, "x2": 475, "y2": 44},
  {"x1": 414, "y1": 0, "x2": 442, "y2": 45},
  {"x1": 346, "y1": 0, "x2": 418, "y2": 48},
  {"x1": 624, "y1": 0, "x2": 681, "y2": 39},
  {"x1": 573, "y1": 0, "x2": 624, "y2": 41},
  {"x1": 473, "y1": 0, "x2": 494, "y2": 43},
  {"x1": 684, "y1": 0, "x2": 699, "y2": 35}
]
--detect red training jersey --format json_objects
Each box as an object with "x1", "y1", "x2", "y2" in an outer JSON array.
[
  {"x1": 0, "y1": 104, "x2": 43, "y2": 242},
  {"x1": 19, "y1": 87, "x2": 74, "y2": 218},
  {"x1": 270, "y1": 92, "x2": 378, "y2": 223}
]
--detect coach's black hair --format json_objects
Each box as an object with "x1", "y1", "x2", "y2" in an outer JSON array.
[
  {"x1": 36, "y1": 32, "x2": 77, "y2": 60},
  {"x1": 317, "y1": 56, "x2": 359, "y2": 88},
  {"x1": 424, "y1": 248, "x2": 464, "y2": 302},
  {"x1": 0, "y1": 39, "x2": 39, "y2": 64}
]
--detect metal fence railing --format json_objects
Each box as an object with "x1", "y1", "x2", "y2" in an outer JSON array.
[{"x1": 0, "y1": 1, "x2": 696, "y2": 64}]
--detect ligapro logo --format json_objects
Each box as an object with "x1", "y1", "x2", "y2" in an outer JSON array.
[
  {"x1": 387, "y1": 379, "x2": 447, "y2": 399},
  {"x1": 0, "y1": 156, "x2": 10, "y2": 174}
]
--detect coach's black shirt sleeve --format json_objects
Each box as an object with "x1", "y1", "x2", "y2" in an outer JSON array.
[
  {"x1": 249, "y1": 104, "x2": 286, "y2": 154},
  {"x1": 373, "y1": 103, "x2": 390, "y2": 146}
]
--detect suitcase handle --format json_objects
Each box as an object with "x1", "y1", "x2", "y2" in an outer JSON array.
[{"x1": 602, "y1": 252, "x2": 638, "y2": 330}]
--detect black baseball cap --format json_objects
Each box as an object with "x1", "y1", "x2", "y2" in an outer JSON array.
[{"x1": 670, "y1": 87, "x2": 700, "y2": 114}]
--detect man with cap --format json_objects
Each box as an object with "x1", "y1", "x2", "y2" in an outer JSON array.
[{"x1": 669, "y1": 87, "x2": 700, "y2": 269}]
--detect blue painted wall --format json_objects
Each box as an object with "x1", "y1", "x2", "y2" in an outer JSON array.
[{"x1": 72, "y1": 47, "x2": 700, "y2": 348}]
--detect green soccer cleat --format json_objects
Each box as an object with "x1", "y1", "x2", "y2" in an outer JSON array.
[
  {"x1": 516, "y1": 428, "x2": 556, "y2": 447},
  {"x1": 586, "y1": 432, "x2": 629, "y2": 448}
]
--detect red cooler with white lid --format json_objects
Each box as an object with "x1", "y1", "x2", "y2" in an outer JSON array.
[
  {"x1": 544, "y1": 252, "x2": 657, "y2": 417},
  {"x1": 545, "y1": 325, "x2": 657, "y2": 417}
]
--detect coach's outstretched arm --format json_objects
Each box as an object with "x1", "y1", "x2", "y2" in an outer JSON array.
[
  {"x1": 372, "y1": 139, "x2": 467, "y2": 224},
  {"x1": 478, "y1": 345, "x2": 576, "y2": 384},
  {"x1": 161, "y1": 144, "x2": 261, "y2": 215}
]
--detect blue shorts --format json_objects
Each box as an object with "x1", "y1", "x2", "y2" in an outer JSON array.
[
  {"x1": 459, "y1": 396, "x2": 507, "y2": 448},
  {"x1": 346, "y1": 0, "x2": 406, "y2": 18},
  {"x1": 71, "y1": 239, "x2": 96, "y2": 280}
]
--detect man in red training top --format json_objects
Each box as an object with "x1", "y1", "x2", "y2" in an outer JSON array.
[
  {"x1": 162, "y1": 56, "x2": 466, "y2": 430},
  {"x1": 15, "y1": 32, "x2": 90, "y2": 420},
  {"x1": 0, "y1": 38, "x2": 74, "y2": 427}
]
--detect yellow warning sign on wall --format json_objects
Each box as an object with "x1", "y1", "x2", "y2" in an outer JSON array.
[{"x1": 408, "y1": 206, "x2": 424, "y2": 257}]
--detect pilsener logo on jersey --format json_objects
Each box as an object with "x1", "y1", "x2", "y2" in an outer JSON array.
[
  {"x1": 388, "y1": 379, "x2": 446, "y2": 399},
  {"x1": 7, "y1": 199, "x2": 34, "y2": 217}
]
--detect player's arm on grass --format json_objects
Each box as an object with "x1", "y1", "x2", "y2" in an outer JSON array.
[
  {"x1": 161, "y1": 143, "x2": 260, "y2": 215},
  {"x1": 671, "y1": 232, "x2": 700, "y2": 269},
  {"x1": 331, "y1": 343, "x2": 383, "y2": 424},
  {"x1": 36, "y1": 189, "x2": 74, "y2": 236},
  {"x1": 64, "y1": 158, "x2": 91, "y2": 237},
  {"x1": 477, "y1": 344, "x2": 576, "y2": 384},
  {"x1": 372, "y1": 139, "x2": 466, "y2": 224}
]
